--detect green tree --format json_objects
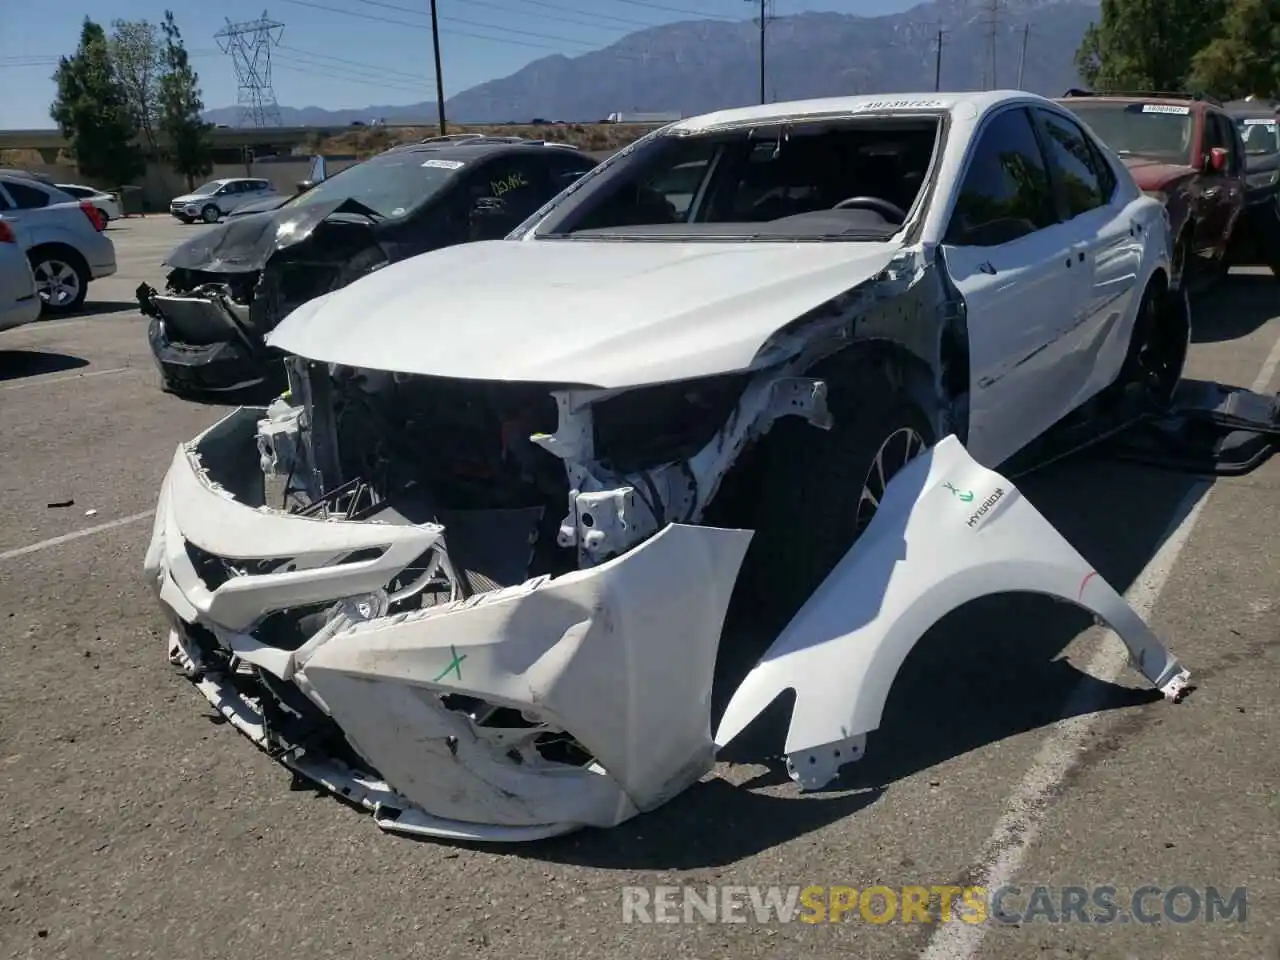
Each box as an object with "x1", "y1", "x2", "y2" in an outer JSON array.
[
  {"x1": 1189, "y1": 0, "x2": 1280, "y2": 99},
  {"x1": 1074, "y1": 0, "x2": 1227, "y2": 92},
  {"x1": 158, "y1": 10, "x2": 213, "y2": 189},
  {"x1": 109, "y1": 19, "x2": 164, "y2": 155},
  {"x1": 49, "y1": 18, "x2": 145, "y2": 185}
]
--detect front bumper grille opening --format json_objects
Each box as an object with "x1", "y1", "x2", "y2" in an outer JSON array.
[{"x1": 440, "y1": 695, "x2": 596, "y2": 769}]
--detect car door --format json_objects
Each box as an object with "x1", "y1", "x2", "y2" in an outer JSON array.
[
  {"x1": 1033, "y1": 106, "x2": 1142, "y2": 406},
  {"x1": 216, "y1": 181, "x2": 243, "y2": 213},
  {"x1": 1195, "y1": 112, "x2": 1237, "y2": 257},
  {"x1": 939, "y1": 105, "x2": 1085, "y2": 469}
]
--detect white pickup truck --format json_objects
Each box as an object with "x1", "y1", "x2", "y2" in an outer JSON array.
[{"x1": 0, "y1": 170, "x2": 117, "y2": 315}]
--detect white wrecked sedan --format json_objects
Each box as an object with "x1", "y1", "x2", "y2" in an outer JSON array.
[{"x1": 144, "y1": 91, "x2": 1193, "y2": 841}]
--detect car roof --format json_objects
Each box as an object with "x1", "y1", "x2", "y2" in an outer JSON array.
[
  {"x1": 0, "y1": 168, "x2": 56, "y2": 184},
  {"x1": 1058, "y1": 90, "x2": 1218, "y2": 111},
  {"x1": 669, "y1": 90, "x2": 1040, "y2": 133},
  {"x1": 377, "y1": 137, "x2": 596, "y2": 163},
  {"x1": 1224, "y1": 99, "x2": 1280, "y2": 119}
]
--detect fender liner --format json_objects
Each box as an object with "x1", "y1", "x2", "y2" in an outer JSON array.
[{"x1": 714, "y1": 434, "x2": 1190, "y2": 789}]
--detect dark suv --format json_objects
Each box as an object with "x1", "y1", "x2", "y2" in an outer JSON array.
[
  {"x1": 1057, "y1": 90, "x2": 1247, "y2": 289},
  {"x1": 137, "y1": 137, "x2": 598, "y2": 396}
]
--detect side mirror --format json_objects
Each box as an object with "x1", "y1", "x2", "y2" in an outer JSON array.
[
  {"x1": 469, "y1": 195, "x2": 516, "y2": 240},
  {"x1": 1209, "y1": 147, "x2": 1229, "y2": 172}
]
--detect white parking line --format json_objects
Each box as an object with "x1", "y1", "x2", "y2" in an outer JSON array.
[
  {"x1": 0, "y1": 510, "x2": 155, "y2": 563},
  {"x1": 921, "y1": 326, "x2": 1280, "y2": 960},
  {"x1": 0, "y1": 366, "x2": 131, "y2": 391}
]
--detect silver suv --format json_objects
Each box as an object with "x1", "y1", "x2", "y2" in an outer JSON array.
[
  {"x1": 169, "y1": 178, "x2": 281, "y2": 223},
  {"x1": 0, "y1": 171, "x2": 117, "y2": 315}
]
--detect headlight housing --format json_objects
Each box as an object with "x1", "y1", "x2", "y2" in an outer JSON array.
[{"x1": 590, "y1": 373, "x2": 752, "y2": 473}]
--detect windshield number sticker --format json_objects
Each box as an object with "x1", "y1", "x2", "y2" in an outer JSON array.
[
  {"x1": 1244, "y1": 118, "x2": 1277, "y2": 125},
  {"x1": 490, "y1": 172, "x2": 528, "y2": 196},
  {"x1": 422, "y1": 158, "x2": 465, "y2": 169},
  {"x1": 1141, "y1": 104, "x2": 1191, "y2": 115}
]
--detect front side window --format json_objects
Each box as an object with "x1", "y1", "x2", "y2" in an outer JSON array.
[
  {"x1": 531, "y1": 116, "x2": 942, "y2": 241},
  {"x1": 1036, "y1": 109, "x2": 1106, "y2": 218},
  {"x1": 945, "y1": 108, "x2": 1056, "y2": 247},
  {"x1": 189, "y1": 181, "x2": 221, "y2": 196},
  {"x1": 1062, "y1": 101, "x2": 1195, "y2": 164}
]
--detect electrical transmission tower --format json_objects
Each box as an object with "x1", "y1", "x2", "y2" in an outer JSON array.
[{"x1": 215, "y1": 11, "x2": 285, "y2": 128}]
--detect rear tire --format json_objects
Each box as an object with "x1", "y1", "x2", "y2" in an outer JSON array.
[
  {"x1": 735, "y1": 353, "x2": 937, "y2": 628},
  {"x1": 1119, "y1": 277, "x2": 1185, "y2": 409},
  {"x1": 29, "y1": 248, "x2": 89, "y2": 315}
]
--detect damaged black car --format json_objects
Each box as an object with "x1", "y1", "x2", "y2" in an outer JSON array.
[{"x1": 136, "y1": 137, "x2": 599, "y2": 396}]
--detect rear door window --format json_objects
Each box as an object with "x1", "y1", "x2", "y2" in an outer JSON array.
[
  {"x1": 3, "y1": 180, "x2": 52, "y2": 209},
  {"x1": 945, "y1": 107, "x2": 1057, "y2": 246},
  {"x1": 1035, "y1": 108, "x2": 1108, "y2": 218}
]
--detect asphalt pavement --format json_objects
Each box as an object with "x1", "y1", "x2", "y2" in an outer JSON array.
[{"x1": 0, "y1": 215, "x2": 1277, "y2": 960}]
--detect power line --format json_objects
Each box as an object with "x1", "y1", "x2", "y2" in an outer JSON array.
[
  {"x1": 214, "y1": 12, "x2": 285, "y2": 127},
  {"x1": 486, "y1": 0, "x2": 670, "y2": 29},
  {"x1": 276, "y1": 44, "x2": 432, "y2": 84},
  {"x1": 355, "y1": 0, "x2": 634, "y2": 48}
]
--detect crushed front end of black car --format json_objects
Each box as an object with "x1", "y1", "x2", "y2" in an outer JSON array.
[{"x1": 137, "y1": 199, "x2": 387, "y2": 395}]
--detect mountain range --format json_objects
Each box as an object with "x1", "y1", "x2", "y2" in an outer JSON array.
[{"x1": 202, "y1": 0, "x2": 1101, "y2": 127}]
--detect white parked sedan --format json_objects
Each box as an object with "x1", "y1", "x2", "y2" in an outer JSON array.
[
  {"x1": 144, "y1": 90, "x2": 1191, "y2": 840},
  {"x1": 54, "y1": 183, "x2": 122, "y2": 221},
  {"x1": 0, "y1": 218, "x2": 41, "y2": 332}
]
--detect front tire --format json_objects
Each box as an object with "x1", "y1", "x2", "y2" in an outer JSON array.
[
  {"x1": 201, "y1": 204, "x2": 220, "y2": 223},
  {"x1": 737, "y1": 353, "x2": 936, "y2": 627}
]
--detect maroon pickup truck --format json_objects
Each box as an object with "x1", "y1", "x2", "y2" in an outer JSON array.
[{"x1": 1057, "y1": 91, "x2": 1246, "y2": 290}]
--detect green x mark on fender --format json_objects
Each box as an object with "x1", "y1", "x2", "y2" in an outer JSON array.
[
  {"x1": 432, "y1": 645, "x2": 467, "y2": 683},
  {"x1": 944, "y1": 482, "x2": 975, "y2": 502}
]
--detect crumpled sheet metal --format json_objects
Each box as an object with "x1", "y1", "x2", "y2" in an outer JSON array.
[{"x1": 714, "y1": 434, "x2": 1191, "y2": 789}]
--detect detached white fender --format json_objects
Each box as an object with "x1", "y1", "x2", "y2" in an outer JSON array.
[{"x1": 714, "y1": 434, "x2": 1191, "y2": 789}]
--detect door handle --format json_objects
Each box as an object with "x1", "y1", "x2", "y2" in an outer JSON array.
[{"x1": 1204, "y1": 187, "x2": 1221, "y2": 199}]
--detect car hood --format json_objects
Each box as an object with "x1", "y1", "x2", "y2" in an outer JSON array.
[
  {"x1": 1120, "y1": 157, "x2": 1196, "y2": 191},
  {"x1": 171, "y1": 193, "x2": 217, "y2": 205},
  {"x1": 267, "y1": 237, "x2": 908, "y2": 389},
  {"x1": 164, "y1": 198, "x2": 369, "y2": 273}
]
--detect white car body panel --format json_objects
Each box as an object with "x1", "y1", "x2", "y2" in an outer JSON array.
[
  {"x1": 714, "y1": 435, "x2": 1189, "y2": 787},
  {"x1": 269, "y1": 239, "x2": 906, "y2": 388},
  {"x1": 145, "y1": 90, "x2": 1189, "y2": 840},
  {"x1": 0, "y1": 222, "x2": 41, "y2": 332}
]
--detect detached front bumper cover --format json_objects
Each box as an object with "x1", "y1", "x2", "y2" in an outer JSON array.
[{"x1": 146, "y1": 414, "x2": 1191, "y2": 841}]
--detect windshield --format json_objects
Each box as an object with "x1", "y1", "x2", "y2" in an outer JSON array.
[
  {"x1": 190, "y1": 181, "x2": 222, "y2": 196},
  {"x1": 281, "y1": 150, "x2": 462, "y2": 218},
  {"x1": 1061, "y1": 102, "x2": 1194, "y2": 162},
  {"x1": 531, "y1": 117, "x2": 941, "y2": 241},
  {"x1": 1236, "y1": 117, "x2": 1280, "y2": 155}
]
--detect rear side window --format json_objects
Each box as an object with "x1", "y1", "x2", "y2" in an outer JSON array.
[
  {"x1": 4, "y1": 180, "x2": 52, "y2": 209},
  {"x1": 946, "y1": 107, "x2": 1056, "y2": 246},
  {"x1": 59, "y1": 185, "x2": 93, "y2": 198},
  {"x1": 1035, "y1": 109, "x2": 1108, "y2": 218}
]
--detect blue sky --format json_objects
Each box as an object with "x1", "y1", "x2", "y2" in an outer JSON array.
[{"x1": 0, "y1": 0, "x2": 918, "y2": 128}]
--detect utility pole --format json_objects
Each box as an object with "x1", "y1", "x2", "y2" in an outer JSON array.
[
  {"x1": 746, "y1": 0, "x2": 772, "y2": 105},
  {"x1": 1016, "y1": 23, "x2": 1029, "y2": 89},
  {"x1": 934, "y1": 29, "x2": 945, "y2": 91},
  {"x1": 430, "y1": 0, "x2": 446, "y2": 134},
  {"x1": 985, "y1": 0, "x2": 999, "y2": 90}
]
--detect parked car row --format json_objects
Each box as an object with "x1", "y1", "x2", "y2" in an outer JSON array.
[
  {"x1": 1058, "y1": 89, "x2": 1280, "y2": 282},
  {"x1": 0, "y1": 169, "x2": 116, "y2": 321},
  {"x1": 143, "y1": 90, "x2": 1213, "y2": 840}
]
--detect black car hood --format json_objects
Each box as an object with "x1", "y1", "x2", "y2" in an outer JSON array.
[{"x1": 164, "y1": 197, "x2": 377, "y2": 273}]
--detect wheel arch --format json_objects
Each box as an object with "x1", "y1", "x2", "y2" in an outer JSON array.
[{"x1": 28, "y1": 241, "x2": 89, "y2": 275}]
